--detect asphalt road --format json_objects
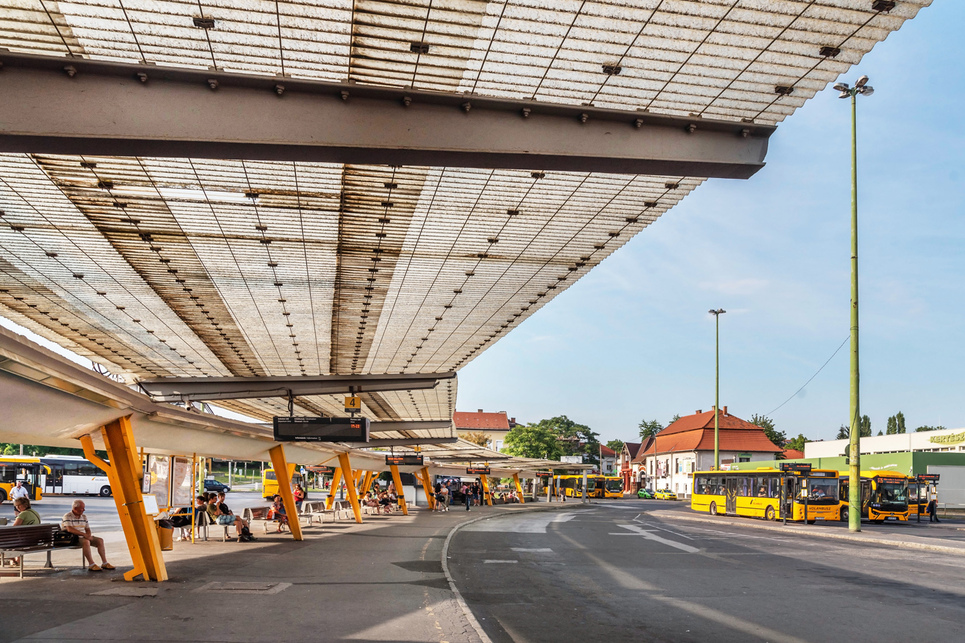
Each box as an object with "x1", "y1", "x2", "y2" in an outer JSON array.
[{"x1": 448, "y1": 500, "x2": 965, "y2": 643}]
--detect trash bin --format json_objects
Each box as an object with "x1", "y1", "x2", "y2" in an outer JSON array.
[{"x1": 156, "y1": 522, "x2": 174, "y2": 551}]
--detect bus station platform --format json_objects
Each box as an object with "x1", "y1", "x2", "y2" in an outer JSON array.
[{"x1": 0, "y1": 501, "x2": 570, "y2": 643}]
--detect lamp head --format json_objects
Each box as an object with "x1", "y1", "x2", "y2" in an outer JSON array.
[
  {"x1": 855, "y1": 75, "x2": 870, "y2": 88},
  {"x1": 838, "y1": 91, "x2": 850, "y2": 99},
  {"x1": 858, "y1": 85, "x2": 874, "y2": 96},
  {"x1": 833, "y1": 82, "x2": 849, "y2": 92}
]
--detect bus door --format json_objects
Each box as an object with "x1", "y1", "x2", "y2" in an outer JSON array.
[
  {"x1": 45, "y1": 463, "x2": 64, "y2": 494},
  {"x1": 725, "y1": 477, "x2": 738, "y2": 514},
  {"x1": 783, "y1": 477, "x2": 796, "y2": 519}
]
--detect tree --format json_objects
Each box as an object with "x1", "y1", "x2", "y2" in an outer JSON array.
[
  {"x1": 886, "y1": 411, "x2": 907, "y2": 435},
  {"x1": 501, "y1": 424, "x2": 563, "y2": 460},
  {"x1": 750, "y1": 414, "x2": 786, "y2": 449},
  {"x1": 836, "y1": 425, "x2": 850, "y2": 440},
  {"x1": 785, "y1": 434, "x2": 809, "y2": 451},
  {"x1": 860, "y1": 415, "x2": 872, "y2": 437},
  {"x1": 877, "y1": 430, "x2": 883, "y2": 436},
  {"x1": 638, "y1": 419, "x2": 663, "y2": 440},
  {"x1": 670, "y1": 414, "x2": 682, "y2": 425},
  {"x1": 459, "y1": 432, "x2": 491, "y2": 448},
  {"x1": 533, "y1": 416, "x2": 601, "y2": 466},
  {"x1": 916, "y1": 425, "x2": 946, "y2": 433},
  {"x1": 605, "y1": 439, "x2": 625, "y2": 453}
]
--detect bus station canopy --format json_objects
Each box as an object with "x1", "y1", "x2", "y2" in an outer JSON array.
[{"x1": 0, "y1": 1, "x2": 929, "y2": 440}]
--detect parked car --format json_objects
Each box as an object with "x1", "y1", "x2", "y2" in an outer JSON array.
[
  {"x1": 637, "y1": 489, "x2": 654, "y2": 499},
  {"x1": 203, "y1": 479, "x2": 231, "y2": 493},
  {"x1": 654, "y1": 489, "x2": 677, "y2": 500}
]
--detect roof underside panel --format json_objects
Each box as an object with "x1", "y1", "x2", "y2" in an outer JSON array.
[
  {"x1": 0, "y1": 1, "x2": 931, "y2": 428},
  {"x1": 0, "y1": 1, "x2": 929, "y2": 125}
]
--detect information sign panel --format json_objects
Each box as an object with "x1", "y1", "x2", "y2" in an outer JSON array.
[
  {"x1": 273, "y1": 416, "x2": 370, "y2": 442},
  {"x1": 916, "y1": 473, "x2": 940, "y2": 483},
  {"x1": 345, "y1": 396, "x2": 362, "y2": 412},
  {"x1": 385, "y1": 454, "x2": 424, "y2": 466},
  {"x1": 781, "y1": 462, "x2": 812, "y2": 474},
  {"x1": 466, "y1": 466, "x2": 490, "y2": 475}
]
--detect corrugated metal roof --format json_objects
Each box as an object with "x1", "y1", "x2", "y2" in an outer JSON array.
[{"x1": 0, "y1": 1, "x2": 931, "y2": 430}]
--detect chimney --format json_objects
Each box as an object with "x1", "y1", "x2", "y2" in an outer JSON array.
[
  {"x1": 510, "y1": 417, "x2": 516, "y2": 424},
  {"x1": 723, "y1": 406, "x2": 728, "y2": 416},
  {"x1": 478, "y1": 409, "x2": 483, "y2": 413},
  {"x1": 696, "y1": 410, "x2": 702, "y2": 414}
]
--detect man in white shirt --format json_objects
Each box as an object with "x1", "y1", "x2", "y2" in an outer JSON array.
[
  {"x1": 9, "y1": 480, "x2": 30, "y2": 502},
  {"x1": 62, "y1": 500, "x2": 115, "y2": 572}
]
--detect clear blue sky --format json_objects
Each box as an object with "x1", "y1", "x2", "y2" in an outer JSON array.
[{"x1": 458, "y1": 1, "x2": 965, "y2": 445}]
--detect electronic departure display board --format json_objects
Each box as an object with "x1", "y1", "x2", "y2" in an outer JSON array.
[
  {"x1": 807, "y1": 470, "x2": 835, "y2": 478},
  {"x1": 466, "y1": 466, "x2": 490, "y2": 475},
  {"x1": 385, "y1": 454, "x2": 424, "y2": 466},
  {"x1": 916, "y1": 473, "x2": 940, "y2": 483},
  {"x1": 781, "y1": 463, "x2": 812, "y2": 474},
  {"x1": 273, "y1": 416, "x2": 370, "y2": 442}
]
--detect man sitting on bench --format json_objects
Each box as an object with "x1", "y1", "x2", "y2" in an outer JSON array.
[
  {"x1": 208, "y1": 493, "x2": 253, "y2": 542},
  {"x1": 62, "y1": 500, "x2": 115, "y2": 572}
]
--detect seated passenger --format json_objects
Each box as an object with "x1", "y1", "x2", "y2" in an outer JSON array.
[
  {"x1": 214, "y1": 492, "x2": 254, "y2": 542},
  {"x1": 63, "y1": 500, "x2": 115, "y2": 572},
  {"x1": 268, "y1": 495, "x2": 289, "y2": 532},
  {"x1": 293, "y1": 484, "x2": 307, "y2": 511},
  {"x1": 5, "y1": 498, "x2": 42, "y2": 567},
  {"x1": 378, "y1": 490, "x2": 395, "y2": 513}
]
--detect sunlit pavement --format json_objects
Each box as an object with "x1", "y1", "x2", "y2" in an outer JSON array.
[
  {"x1": 0, "y1": 495, "x2": 565, "y2": 643},
  {"x1": 448, "y1": 500, "x2": 965, "y2": 643}
]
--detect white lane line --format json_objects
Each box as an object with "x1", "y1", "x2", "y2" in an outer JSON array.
[
  {"x1": 511, "y1": 548, "x2": 553, "y2": 552},
  {"x1": 483, "y1": 560, "x2": 518, "y2": 564},
  {"x1": 616, "y1": 524, "x2": 701, "y2": 553}
]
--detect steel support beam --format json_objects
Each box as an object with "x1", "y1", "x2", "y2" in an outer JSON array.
[
  {"x1": 389, "y1": 464, "x2": 408, "y2": 515},
  {"x1": 480, "y1": 474, "x2": 494, "y2": 507},
  {"x1": 418, "y1": 467, "x2": 435, "y2": 510},
  {"x1": 137, "y1": 372, "x2": 455, "y2": 402},
  {"x1": 0, "y1": 53, "x2": 773, "y2": 179},
  {"x1": 268, "y1": 444, "x2": 303, "y2": 541},
  {"x1": 513, "y1": 473, "x2": 525, "y2": 505},
  {"x1": 325, "y1": 466, "x2": 342, "y2": 512},
  {"x1": 337, "y1": 453, "x2": 363, "y2": 524},
  {"x1": 347, "y1": 437, "x2": 458, "y2": 447},
  {"x1": 81, "y1": 416, "x2": 167, "y2": 581}
]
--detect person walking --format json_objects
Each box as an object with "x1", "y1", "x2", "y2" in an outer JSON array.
[
  {"x1": 9, "y1": 480, "x2": 30, "y2": 503},
  {"x1": 462, "y1": 483, "x2": 471, "y2": 511},
  {"x1": 927, "y1": 498, "x2": 940, "y2": 523}
]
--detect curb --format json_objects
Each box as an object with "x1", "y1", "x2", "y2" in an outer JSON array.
[
  {"x1": 652, "y1": 510, "x2": 965, "y2": 556},
  {"x1": 441, "y1": 503, "x2": 585, "y2": 643}
]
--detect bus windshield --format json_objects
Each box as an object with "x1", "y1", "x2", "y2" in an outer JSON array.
[
  {"x1": 808, "y1": 479, "x2": 840, "y2": 503},
  {"x1": 605, "y1": 478, "x2": 624, "y2": 493},
  {"x1": 873, "y1": 481, "x2": 908, "y2": 509}
]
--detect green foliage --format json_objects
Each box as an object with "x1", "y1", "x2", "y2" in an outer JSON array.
[
  {"x1": 670, "y1": 414, "x2": 682, "y2": 425},
  {"x1": 916, "y1": 425, "x2": 947, "y2": 433},
  {"x1": 836, "y1": 425, "x2": 850, "y2": 440},
  {"x1": 502, "y1": 423, "x2": 563, "y2": 461},
  {"x1": 638, "y1": 418, "x2": 663, "y2": 440},
  {"x1": 750, "y1": 414, "x2": 786, "y2": 448},
  {"x1": 886, "y1": 412, "x2": 907, "y2": 435},
  {"x1": 0, "y1": 444, "x2": 86, "y2": 457},
  {"x1": 605, "y1": 439, "x2": 624, "y2": 453},
  {"x1": 504, "y1": 416, "x2": 600, "y2": 465},
  {"x1": 837, "y1": 416, "x2": 871, "y2": 440},
  {"x1": 785, "y1": 434, "x2": 809, "y2": 451}
]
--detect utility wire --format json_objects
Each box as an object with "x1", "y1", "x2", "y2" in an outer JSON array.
[{"x1": 768, "y1": 336, "x2": 850, "y2": 416}]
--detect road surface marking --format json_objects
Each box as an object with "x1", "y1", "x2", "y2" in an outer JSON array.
[
  {"x1": 461, "y1": 512, "x2": 576, "y2": 533},
  {"x1": 616, "y1": 524, "x2": 700, "y2": 553},
  {"x1": 483, "y1": 560, "x2": 518, "y2": 564},
  {"x1": 511, "y1": 547, "x2": 553, "y2": 552}
]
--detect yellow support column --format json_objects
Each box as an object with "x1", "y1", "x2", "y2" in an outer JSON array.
[
  {"x1": 480, "y1": 474, "x2": 493, "y2": 506},
  {"x1": 361, "y1": 471, "x2": 373, "y2": 498},
  {"x1": 513, "y1": 473, "x2": 525, "y2": 504},
  {"x1": 80, "y1": 416, "x2": 167, "y2": 582},
  {"x1": 418, "y1": 467, "x2": 435, "y2": 510},
  {"x1": 268, "y1": 445, "x2": 304, "y2": 541},
  {"x1": 326, "y1": 466, "x2": 342, "y2": 511},
  {"x1": 337, "y1": 453, "x2": 363, "y2": 523},
  {"x1": 389, "y1": 465, "x2": 409, "y2": 515}
]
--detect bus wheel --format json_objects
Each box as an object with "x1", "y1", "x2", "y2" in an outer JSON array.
[
  {"x1": 840, "y1": 507, "x2": 848, "y2": 522},
  {"x1": 99, "y1": 486, "x2": 112, "y2": 497},
  {"x1": 807, "y1": 520, "x2": 816, "y2": 524},
  {"x1": 765, "y1": 506, "x2": 775, "y2": 521},
  {"x1": 709, "y1": 502, "x2": 718, "y2": 516}
]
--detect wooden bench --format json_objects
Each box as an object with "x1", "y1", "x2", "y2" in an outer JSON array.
[
  {"x1": 243, "y1": 506, "x2": 289, "y2": 533},
  {"x1": 0, "y1": 524, "x2": 62, "y2": 578}
]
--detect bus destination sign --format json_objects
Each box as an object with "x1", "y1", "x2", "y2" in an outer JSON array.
[
  {"x1": 273, "y1": 416, "x2": 370, "y2": 442},
  {"x1": 466, "y1": 466, "x2": 490, "y2": 475},
  {"x1": 385, "y1": 454, "x2": 424, "y2": 466},
  {"x1": 781, "y1": 463, "x2": 812, "y2": 474}
]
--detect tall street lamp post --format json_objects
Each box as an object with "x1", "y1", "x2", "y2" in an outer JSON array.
[
  {"x1": 709, "y1": 308, "x2": 726, "y2": 470},
  {"x1": 834, "y1": 75, "x2": 874, "y2": 533}
]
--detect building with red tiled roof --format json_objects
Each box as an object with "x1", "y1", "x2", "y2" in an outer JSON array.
[
  {"x1": 453, "y1": 409, "x2": 517, "y2": 452},
  {"x1": 631, "y1": 406, "x2": 782, "y2": 497},
  {"x1": 619, "y1": 442, "x2": 644, "y2": 493},
  {"x1": 599, "y1": 444, "x2": 617, "y2": 475},
  {"x1": 782, "y1": 448, "x2": 804, "y2": 460}
]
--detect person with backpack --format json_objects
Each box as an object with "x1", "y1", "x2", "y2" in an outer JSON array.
[
  {"x1": 927, "y1": 497, "x2": 941, "y2": 523},
  {"x1": 214, "y1": 492, "x2": 254, "y2": 541}
]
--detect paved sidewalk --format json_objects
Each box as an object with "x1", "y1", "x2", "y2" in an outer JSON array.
[
  {"x1": 649, "y1": 508, "x2": 965, "y2": 555},
  {"x1": 0, "y1": 502, "x2": 572, "y2": 643}
]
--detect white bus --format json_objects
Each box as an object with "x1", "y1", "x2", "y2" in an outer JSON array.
[{"x1": 41, "y1": 455, "x2": 112, "y2": 496}]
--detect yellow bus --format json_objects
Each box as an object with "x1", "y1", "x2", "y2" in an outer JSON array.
[
  {"x1": 839, "y1": 471, "x2": 910, "y2": 522},
  {"x1": 691, "y1": 467, "x2": 842, "y2": 522},
  {"x1": 262, "y1": 468, "x2": 304, "y2": 499},
  {"x1": 594, "y1": 475, "x2": 624, "y2": 499},
  {"x1": 542, "y1": 475, "x2": 596, "y2": 498},
  {"x1": 0, "y1": 456, "x2": 45, "y2": 502}
]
